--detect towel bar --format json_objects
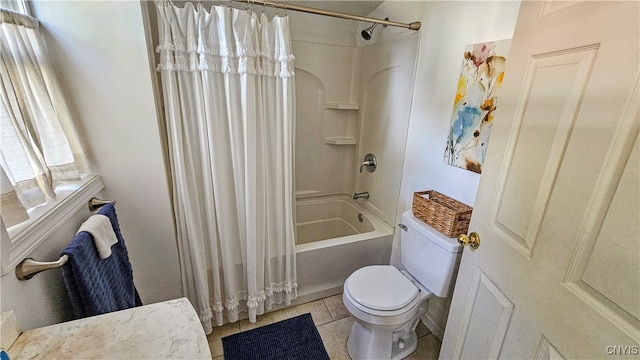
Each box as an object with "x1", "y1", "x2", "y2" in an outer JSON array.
[
  {"x1": 16, "y1": 255, "x2": 69, "y2": 280},
  {"x1": 14, "y1": 197, "x2": 116, "y2": 281},
  {"x1": 88, "y1": 197, "x2": 116, "y2": 211}
]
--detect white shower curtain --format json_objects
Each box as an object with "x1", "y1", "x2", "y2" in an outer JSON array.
[{"x1": 156, "y1": 1, "x2": 297, "y2": 334}]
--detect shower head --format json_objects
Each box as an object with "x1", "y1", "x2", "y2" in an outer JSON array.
[
  {"x1": 361, "y1": 23, "x2": 378, "y2": 40},
  {"x1": 361, "y1": 18, "x2": 389, "y2": 41}
]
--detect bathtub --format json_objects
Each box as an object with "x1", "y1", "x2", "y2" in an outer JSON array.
[{"x1": 294, "y1": 195, "x2": 394, "y2": 302}]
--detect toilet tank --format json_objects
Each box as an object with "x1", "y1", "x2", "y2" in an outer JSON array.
[{"x1": 400, "y1": 211, "x2": 463, "y2": 297}]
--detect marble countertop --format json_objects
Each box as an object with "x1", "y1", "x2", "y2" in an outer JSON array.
[{"x1": 8, "y1": 297, "x2": 211, "y2": 359}]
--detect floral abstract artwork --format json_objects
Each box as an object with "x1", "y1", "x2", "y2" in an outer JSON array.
[{"x1": 444, "y1": 40, "x2": 511, "y2": 174}]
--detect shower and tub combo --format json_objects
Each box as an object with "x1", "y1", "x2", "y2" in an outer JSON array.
[{"x1": 291, "y1": 16, "x2": 421, "y2": 304}]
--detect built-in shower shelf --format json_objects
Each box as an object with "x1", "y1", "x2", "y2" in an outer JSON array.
[
  {"x1": 324, "y1": 103, "x2": 360, "y2": 110},
  {"x1": 323, "y1": 137, "x2": 357, "y2": 145}
]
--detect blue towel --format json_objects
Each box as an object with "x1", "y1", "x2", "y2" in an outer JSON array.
[{"x1": 61, "y1": 203, "x2": 142, "y2": 318}]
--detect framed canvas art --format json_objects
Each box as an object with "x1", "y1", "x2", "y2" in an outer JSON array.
[{"x1": 444, "y1": 40, "x2": 511, "y2": 174}]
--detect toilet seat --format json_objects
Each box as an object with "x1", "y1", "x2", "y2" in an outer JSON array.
[{"x1": 345, "y1": 265, "x2": 419, "y2": 311}]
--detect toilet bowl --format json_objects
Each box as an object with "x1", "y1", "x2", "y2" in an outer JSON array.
[
  {"x1": 342, "y1": 211, "x2": 463, "y2": 360},
  {"x1": 342, "y1": 266, "x2": 432, "y2": 359}
]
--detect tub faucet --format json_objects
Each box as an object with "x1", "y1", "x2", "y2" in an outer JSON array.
[{"x1": 353, "y1": 191, "x2": 369, "y2": 200}]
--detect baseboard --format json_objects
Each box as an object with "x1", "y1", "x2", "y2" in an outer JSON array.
[
  {"x1": 422, "y1": 312, "x2": 444, "y2": 341},
  {"x1": 294, "y1": 285, "x2": 343, "y2": 305}
]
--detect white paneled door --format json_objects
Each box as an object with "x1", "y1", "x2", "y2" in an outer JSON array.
[{"x1": 441, "y1": 1, "x2": 639, "y2": 359}]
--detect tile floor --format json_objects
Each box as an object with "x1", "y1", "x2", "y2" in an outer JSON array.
[{"x1": 207, "y1": 293, "x2": 441, "y2": 359}]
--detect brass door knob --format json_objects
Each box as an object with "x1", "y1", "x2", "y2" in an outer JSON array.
[{"x1": 458, "y1": 232, "x2": 480, "y2": 249}]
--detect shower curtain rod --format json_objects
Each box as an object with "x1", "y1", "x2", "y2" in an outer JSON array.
[{"x1": 230, "y1": 0, "x2": 421, "y2": 31}]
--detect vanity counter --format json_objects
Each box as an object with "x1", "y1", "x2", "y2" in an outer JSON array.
[{"x1": 8, "y1": 297, "x2": 210, "y2": 359}]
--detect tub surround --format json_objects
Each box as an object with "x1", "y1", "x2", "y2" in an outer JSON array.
[
  {"x1": 293, "y1": 31, "x2": 420, "y2": 228},
  {"x1": 7, "y1": 298, "x2": 210, "y2": 359}
]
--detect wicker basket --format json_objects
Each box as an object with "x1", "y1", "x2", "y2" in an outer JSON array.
[{"x1": 412, "y1": 190, "x2": 473, "y2": 237}]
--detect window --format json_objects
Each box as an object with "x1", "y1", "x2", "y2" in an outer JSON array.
[
  {"x1": 0, "y1": 0, "x2": 27, "y2": 14},
  {"x1": 0, "y1": 1, "x2": 101, "y2": 275}
]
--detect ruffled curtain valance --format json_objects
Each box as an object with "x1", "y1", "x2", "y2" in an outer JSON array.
[{"x1": 156, "y1": 2, "x2": 295, "y2": 77}]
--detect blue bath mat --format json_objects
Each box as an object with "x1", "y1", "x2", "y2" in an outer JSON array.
[{"x1": 222, "y1": 313, "x2": 330, "y2": 360}]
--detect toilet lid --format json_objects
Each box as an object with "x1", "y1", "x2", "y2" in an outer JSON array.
[{"x1": 345, "y1": 265, "x2": 419, "y2": 311}]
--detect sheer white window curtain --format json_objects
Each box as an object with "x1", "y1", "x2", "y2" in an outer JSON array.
[
  {"x1": 0, "y1": 8, "x2": 90, "y2": 227},
  {"x1": 156, "y1": 1, "x2": 297, "y2": 334}
]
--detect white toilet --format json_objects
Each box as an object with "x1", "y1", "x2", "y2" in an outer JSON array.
[{"x1": 342, "y1": 211, "x2": 463, "y2": 360}]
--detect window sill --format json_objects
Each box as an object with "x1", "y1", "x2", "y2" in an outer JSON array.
[{"x1": 1, "y1": 175, "x2": 104, "y2": 276}]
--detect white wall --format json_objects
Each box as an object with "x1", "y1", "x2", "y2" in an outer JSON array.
[
  {"x1": 33, "y1": 0, "x2": 182, "y2": 304},
  {"x1": 1, "y1": 205, "x2": 93, "y2": 329},
  {"x1": 0, "y1": 1, "x2": 182, "y2": 330},
  {"x1": 398, "y1": 1, "x2": 520, "y2": 212},
  {"x1": 392, "y1": 1, "x2": 521, "y2": 339}
]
